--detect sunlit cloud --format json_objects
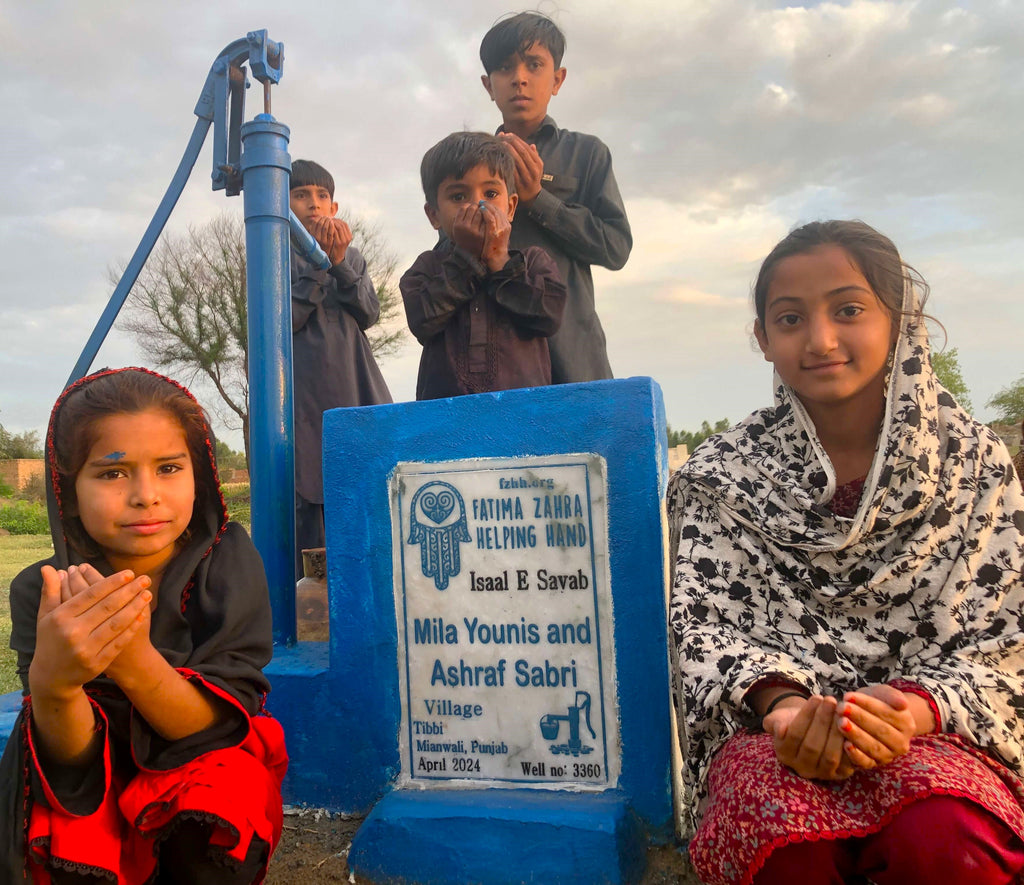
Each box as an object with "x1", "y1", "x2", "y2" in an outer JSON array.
[{"x1": 0, "y1": 0, "x2": 1021, "y2": 442}]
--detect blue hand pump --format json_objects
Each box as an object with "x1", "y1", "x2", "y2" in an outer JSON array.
[{"x1": 66, "y1": 31, "x2": 322, "y2": 644}]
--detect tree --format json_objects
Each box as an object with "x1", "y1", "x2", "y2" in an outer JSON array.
[
  {"x1": 0, "y1": 419, "x2": 43, "y2": 460},
  {"x1": 344, "y1": 208, "x2": 406, "y2": 360},
  {"x1": 931, "y1": 347, "x2": 973, "y2": 413},
  {"x1": 215, "y1": 439, "x2": 247, "y2": 473},
  {"x1": 988, "y1": 376, "x2": 1024, "y2": 426},
  {"x1": 667, "y1": 419, "x2": 731, "y2": 452},
  {"x1": 116, "y1": 212, "x2": 405, "y2": 465}
]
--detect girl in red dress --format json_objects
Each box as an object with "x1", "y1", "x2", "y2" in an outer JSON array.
[
  {"x1": 0, "y1": 368, "x2": 287, "y2": 883},
  {"x1": 669, "y1": 221, "x2": 1024, "y2": 884}
]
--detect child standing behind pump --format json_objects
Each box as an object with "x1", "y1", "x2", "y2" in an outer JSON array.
[
  {"x1": 401, "y1": 131, "x2": 566, "y2": 400},
  {"x1": 289, "y1": 160, "x2": 391, "y2": 576},
  {"x1": 479, "y1": 12, "x2": 632, "y2": 384}
]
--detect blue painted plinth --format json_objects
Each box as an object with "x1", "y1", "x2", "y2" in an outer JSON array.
[
  {"x1": 321, "y1": 378, "x2": 673, "y2": 820},
  {"x1": 0, "y1": 690, "x2": 22, "y2": 743},
  {"x1": 264, "y1": 642, "x2": 340, "y2": 806},
  {"x1": 350, "y1": 788, "x2": 644, "y2": 885},
  {"x1": 311, "y1": 378, "x2": 672, "y2": 881}
]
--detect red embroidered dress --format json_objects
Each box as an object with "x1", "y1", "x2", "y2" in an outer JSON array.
[
  {"x1": 668, "y1": 287, "x2": 1024, "y2": 884},
  {"x1": 0, "y1": 369, "x2": 287, "y2": 883}
]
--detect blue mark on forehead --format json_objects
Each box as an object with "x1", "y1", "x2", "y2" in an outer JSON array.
[{"x1": 103, "y1": 451, "x2": 126, "y2": 461}]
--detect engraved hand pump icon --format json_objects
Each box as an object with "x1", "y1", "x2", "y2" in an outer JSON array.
[{"x1": 540, "y1": 691, "x2": 596, "y2": 757}]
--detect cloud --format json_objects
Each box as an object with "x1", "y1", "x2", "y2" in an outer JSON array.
[
  {"x1": 657, "y1": 286, "x2": 736, "y2": 308},
  {"x1": 568, "y1": 0, "x2": 1024, "y2": 221},
  {"x1": 1, "y1": 0, "x2": 1022, "y2": 443}
]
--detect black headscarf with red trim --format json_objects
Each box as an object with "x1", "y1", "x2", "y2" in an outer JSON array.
[{"x1": 1, "y1": 368, "x2": 274, "y2": 877}]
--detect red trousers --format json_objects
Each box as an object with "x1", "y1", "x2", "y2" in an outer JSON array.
[{"x1": 754, "y1": 795, "x2": 1024, "y2": 885}]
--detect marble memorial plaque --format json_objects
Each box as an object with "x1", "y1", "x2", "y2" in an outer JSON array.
[{"x1": 391, "y1": 454, "x2": 619, "y2": 789}]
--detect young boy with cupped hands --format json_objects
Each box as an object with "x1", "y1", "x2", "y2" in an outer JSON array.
[
  {"x1": 289, "y1": 159, "x2": 391, "y2": 577},
  {"x1": 400, "y1": 131, "x2": 566, "y2": 400},
  {"x1": 480, "y1": 12, "x2": 632, "y2": 384}
]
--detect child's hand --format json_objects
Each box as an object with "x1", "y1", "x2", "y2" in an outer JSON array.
[
  {"x1": 59, "y1": 563, "x2": 157, "y2": 688},
  {"x1": 101, "y1": 603, "x2": 154, "y2": 688},
  {"x1": 838, "y1": 685, "x2": 918, "y2": 769},
  {"x1": 29, "y1": 565, "x2": 152, "y2": 700},
  {"x1": 498, "y1": 133, "x2": 544, "y2": 204},
  {"x1": 307, "y1": 216, "x2": 353, "y2": 266},
  {"x1": 60, "y1": 563, "x2": 105, "y2": 601},
  {"x1": 450, "y1": 204, "x2": 487, "y2": 258},
  {"x1": 766, "y1": 695, "x2": 855, "y2": 781},
  {"x1": 479, "y1": 202, "x2": 512, "y2": 272}
]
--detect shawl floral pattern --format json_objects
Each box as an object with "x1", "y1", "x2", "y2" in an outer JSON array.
[
  {"x1": 692, "y1": 731, "x2": 1024, "y2": 884},
  {"x1": 668, "y1": 291, "x2": 1024, "y2": 838}
]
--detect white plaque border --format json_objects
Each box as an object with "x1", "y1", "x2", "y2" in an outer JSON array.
[{"x1": 390, "y1": 453, "x2": 620, "y2": 792}]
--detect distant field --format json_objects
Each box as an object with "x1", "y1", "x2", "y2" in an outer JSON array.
[
  {"x1": 0, "y1": 534, "x2": 52, "y2": 694},
  {"x1": 222, "y1": 482, "x2": 251, "y2": 529}
]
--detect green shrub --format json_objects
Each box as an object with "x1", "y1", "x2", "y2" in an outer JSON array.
[
  {"x1": 16, "y1": 473, "x2": 46, "y2": 504},
  {"x1": 221, "y1": 483, "x2": 251, "y2": 529},
  {"x1": 0, "y1": 499, "x2": 50, "y2": 535}
]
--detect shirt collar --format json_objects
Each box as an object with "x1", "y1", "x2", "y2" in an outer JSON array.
[{"x1": 496, "y1": 116, "x2": 558, "y2": 144}]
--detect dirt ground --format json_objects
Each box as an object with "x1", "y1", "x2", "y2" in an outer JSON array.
[{"x1": 266, "y1": 806, "x2": 701, "y2": 884}]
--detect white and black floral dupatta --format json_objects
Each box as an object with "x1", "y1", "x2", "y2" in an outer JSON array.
[{"x1": 668, "y1": 291, "x2": 1024, "y2": 835}]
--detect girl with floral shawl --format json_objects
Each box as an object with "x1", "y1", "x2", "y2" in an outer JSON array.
[
  {"x1": 669, "y1": 221, "x2": 1024, "y2": 884},
  {"x1": 1014, "y1": 418, "x2": 1024, "y2": 487},
  {"x1": 0, "y1": 368, "x2": 287, "y2": 884}
]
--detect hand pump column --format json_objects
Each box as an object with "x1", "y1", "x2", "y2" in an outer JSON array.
[
  {"x1": 64, "y1": 31, "x2": 302, "y2": 644},
  {"x1": 240, "y1": 96, "x2": 297, "y2": 645}
]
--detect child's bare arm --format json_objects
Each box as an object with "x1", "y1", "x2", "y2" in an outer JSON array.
[
  {"x1": 65, "y1": 564, "x2": 229, "y2": 742},
  {"x1": 108, "y1": 641, "x2": 229, "y2": 740},
  {"x1": 29, "y1": 566, "x2": 151, "y2": 764}
]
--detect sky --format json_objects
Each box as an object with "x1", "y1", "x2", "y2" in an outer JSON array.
[{"x1": 2, "y1": 0, "x2": 1023, "y2": 451}]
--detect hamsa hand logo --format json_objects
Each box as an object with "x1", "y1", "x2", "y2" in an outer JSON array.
[{"x1": 408, "y1": 481, "x2": 471, "y2": 590}]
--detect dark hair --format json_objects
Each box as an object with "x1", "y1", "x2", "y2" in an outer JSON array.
[
  {"x1": 291, "y1": 159, "x2": 335, "y2": 198},
  {"x1": 420, "y1": 132, "x2": 516, "y2": 208},
  {"x1": 753, "y1": 220, "x2": 930, "y2": 329},
  {"x1": 51, "y1": 369, "x2": 218, "y2": 559},
  {"x1": 480, "y1": 12, "x2": 566, "y2": 73}
]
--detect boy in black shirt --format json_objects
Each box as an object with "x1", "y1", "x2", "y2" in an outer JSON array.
[
  {"x1": 480, "y1": 12, "x2": 632, "y2": 383},
  {"x1": 401, "y1": 132, "x2": 565, "y2": 400},
  {"x1": 290, "y1": 159, "x2": 391, "y2": 575}
]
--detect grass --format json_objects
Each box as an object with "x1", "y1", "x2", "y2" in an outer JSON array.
[
  {"x1": 222, "y1": 482, "x2": 251, "y2": 530},
  {"x1": 0, "y1": 533, "x2": 53, "y2": 694}
]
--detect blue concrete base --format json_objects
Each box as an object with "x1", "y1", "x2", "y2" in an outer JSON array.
[
  {"x1": 263, "y1": 642, "x2": 339, "y2": 807},
  {"x1": 321, "y1": 379, "x2": 673, "y2": 830},
  {"x1": 0, "y1": 690, "x2": 22, "y2": 743},
  {"x1": 349, "y1": 788, "x2": 645, "y2": 885}
]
